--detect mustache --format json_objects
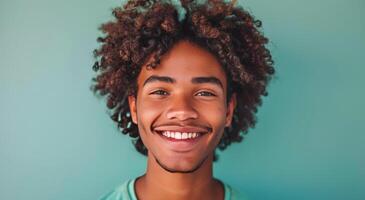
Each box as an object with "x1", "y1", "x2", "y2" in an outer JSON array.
[{"x1": 152, "y1": 121, "x2": 212, "y2": 132}]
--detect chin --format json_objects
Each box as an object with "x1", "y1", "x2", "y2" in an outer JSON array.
[{"x1": 156, "y1": 154, "x2": 209, "y2": 173}]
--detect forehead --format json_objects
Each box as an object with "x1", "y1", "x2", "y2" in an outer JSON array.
[{"x1": 137, "y1": 40, "x2": 227, "y2": 85}]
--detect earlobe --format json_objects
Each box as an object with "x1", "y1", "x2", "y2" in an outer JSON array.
[
  {"x1": 128, "y1": 95, "x2": 138, "y2": 124},
  {"x1": 225, "y1": 93, "x2": 237, "y2": 127}
]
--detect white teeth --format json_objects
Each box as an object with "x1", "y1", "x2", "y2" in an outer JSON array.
[{"x1": 161, "y1": 131, "x2": 201, "y2": 140}]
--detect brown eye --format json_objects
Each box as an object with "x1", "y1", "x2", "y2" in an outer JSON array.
[
  {"x1": 196, "y1": 91, "x2": 216, "y2": 96},
  {"x1": 150, "y1": 90, "x2": 169, "y2": 96}
]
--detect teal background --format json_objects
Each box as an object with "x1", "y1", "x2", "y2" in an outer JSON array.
[{"x1": 1, "y1": 0, "x2": 364, "y2": 199}]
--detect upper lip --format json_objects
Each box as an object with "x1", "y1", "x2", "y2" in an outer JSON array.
[{"x1": 153, "y1": 124, "x2": 211, "y2": 134}]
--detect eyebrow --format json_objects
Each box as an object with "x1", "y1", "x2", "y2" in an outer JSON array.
[
  {"x1": 143, "y1": 75, "x2": 175, "y2": 86},
  {"x1": 143, "y1": 75, "x2": 223, "y2": 89},
  {"x1": 191, "y1": 77, "x2": 223, "y2": 89}
]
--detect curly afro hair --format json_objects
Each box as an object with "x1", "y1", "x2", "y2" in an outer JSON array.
[{"x1": 91, "y1": 0, "x2": 275, "y2": 161}]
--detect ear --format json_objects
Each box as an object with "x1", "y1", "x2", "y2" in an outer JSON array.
[
  {"x1": 225, "y1": 93, "x2": 237, "y2": 127},
  {"x1": 128, "y1": 95, "x2": 138, "y2": 124}
]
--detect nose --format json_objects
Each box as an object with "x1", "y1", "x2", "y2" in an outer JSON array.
[{"x1": 166, "y1": 96, "x2": 198, "y2": 121}]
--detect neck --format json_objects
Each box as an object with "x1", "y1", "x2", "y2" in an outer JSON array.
[{"x1": 135, "y1": 152, "x2": 224, "y2": 200}]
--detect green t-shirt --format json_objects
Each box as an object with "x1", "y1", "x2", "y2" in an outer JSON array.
[{"x1": 99, "y1": 178, "x2": 248, "y2": 200}]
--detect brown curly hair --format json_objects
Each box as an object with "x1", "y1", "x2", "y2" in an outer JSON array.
[{"x1": 91, "y1": 0, "x2": 275, "y2": 161}]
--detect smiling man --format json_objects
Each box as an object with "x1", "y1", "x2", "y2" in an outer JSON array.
[
  {"x1": 91, "y1": 0, "x2": 274, "y2": 199},
  {"x1": 127, "y1": 40, "x2": 236, "y2": 200}
]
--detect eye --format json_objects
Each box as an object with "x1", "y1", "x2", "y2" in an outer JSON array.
[
  {"x1": 196, "y1": 91, "x2": 216, "y2": 97},
  {"x1": 150, "y1": 89, "x2": 169, "y2": 96}
]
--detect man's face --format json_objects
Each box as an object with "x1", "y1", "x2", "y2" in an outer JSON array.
[{"x1": 128, "y1": 40, "x2": 236, "y2": 173}]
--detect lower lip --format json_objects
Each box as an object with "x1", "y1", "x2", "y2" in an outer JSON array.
[{"x1": 156, "y1": 132, "x2": 205, "y2": 152}]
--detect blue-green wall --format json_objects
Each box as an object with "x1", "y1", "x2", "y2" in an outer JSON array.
[{"x1": 1, "y1": 0, "x2": 364, "y2": 199}]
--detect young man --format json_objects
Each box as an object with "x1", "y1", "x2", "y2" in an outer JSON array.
[{"x1": 91, "y1": 0, "x2": 274, "y2": 199}]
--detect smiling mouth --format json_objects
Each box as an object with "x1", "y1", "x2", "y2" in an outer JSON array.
[
  {"x1": 155, "y1": 130, "x2": 206, "y2": 140},
  {"x1": 152, "y1": 125, "x2": 211, "y2": 152}
]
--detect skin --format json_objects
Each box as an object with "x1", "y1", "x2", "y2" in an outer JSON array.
[{"x1": 128, "y1": 40, "x2": 237, "y2": 200}]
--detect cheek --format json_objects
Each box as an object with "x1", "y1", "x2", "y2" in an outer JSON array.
[
  {"x1": 136, "y1": 109, "x2": 159, "y2": 152},
  {"x1": 201, "y1": 102, "x2": 227, "y2": 127},
  {"x1": 198, "y1": 102, "x2": 227, "y2": 144},
  {"x1": 136, "y1": 98, "x2": 162, "y2": 137},
  {"x1": 137, "y1": 98, "x2": 163, "y2": 120}
]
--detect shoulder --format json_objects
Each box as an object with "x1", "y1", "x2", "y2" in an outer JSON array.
[
  {"x1": 222, "y1": 181, "x2": 250, "y2": 200},
  {"x1": 98, "y1": 178, "x2": 137, "y2": 200}
]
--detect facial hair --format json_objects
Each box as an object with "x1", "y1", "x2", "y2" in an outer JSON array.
[{"x1": 154, "y1": 153, "x2": 209, "y2": 173}]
